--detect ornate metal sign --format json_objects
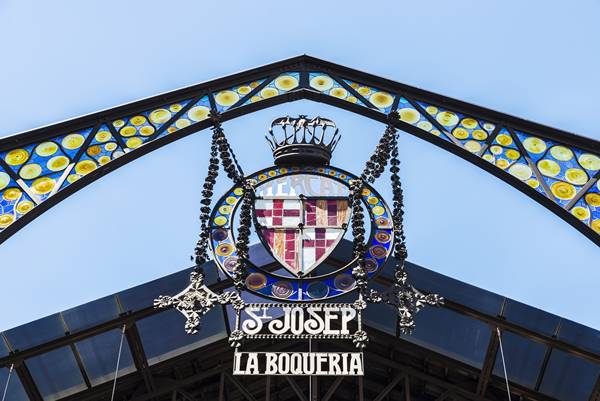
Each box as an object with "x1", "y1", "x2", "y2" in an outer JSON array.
[{"x1": 155, "y1": 114, "x2": 443, "y2": 377}]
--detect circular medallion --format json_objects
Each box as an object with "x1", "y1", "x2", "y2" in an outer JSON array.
[{"x1": 209, "y1": 165, "x2": 394, "y2": 302}]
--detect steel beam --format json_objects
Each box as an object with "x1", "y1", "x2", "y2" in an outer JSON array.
[
  {"x1": 285, "y1": 376, "x2": 308, "y2": 401},
  {"x1": 373, "y1": 373, "x2": 403, "y2": 401},
  {"x1": 14, "y1": 362, "x2": 43, "y2": 401},
  {"x1": 125, "y1": 322, "x2": 157, "y2": 395},
  {"x1": 225, "y1": 372, "x2": 258, "y2": 401},
  {"x1": 322, "y1": 376, "x2": 344, "y2": 401}
]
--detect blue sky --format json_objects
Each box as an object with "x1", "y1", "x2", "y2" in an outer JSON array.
[{"x1": 0, "y1": 0, "x2": 599, "y2": 331}]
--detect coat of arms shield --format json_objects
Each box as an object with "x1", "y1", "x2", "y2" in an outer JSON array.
[{"x1": 255, "y1": 196, "x2": 350, "y2": 277}]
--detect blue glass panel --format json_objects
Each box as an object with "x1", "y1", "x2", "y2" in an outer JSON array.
[
  {"x1": 0, "y1": 366, "x2": 29, "y2": 401},
  {"x1": 0, "y1": 335, "x2": 9, "y2": 357},
  {"x1": 540, "y1": 349, "x2": 600, "y2": 401},
  {"x1": 4, "y1": 315, "x2": 65, "y2": 351},
  {"x1": 559, "y1": 319, "x2": 600, "y2": 355},
  {"x1": 363, "y1": 282, "x2": 396, "y2": 336},
  {"x1": 118, "y1": 264, "x2": 218, "y2": 312},
  {"x1": 75, "y1": 329, "x2": 136, "y2": 386},
  {"x1": 503, "y1": 300, "x2": 560, "y2": 336},
  {"x1": 400, "y1": 307, "x2": 491, "y2": 368},
  {"x1": 405, "y1": 262, "x2": 503, "y2": 316},
  {"x1": 249, "y1": 243, "x2": 275, "y2": 266},
  {"x1": 62, "y1": 295, "x2": 120, "y2": 333},
  {"x1": 137, "y1": 307, "x2": 226, "y2": 365},
  {"x1": 26, "y1": 347, "x2": 86, "y2": 401},
  {"x1": 492, "y1": 332, "x2": 547, "y2": 388}
]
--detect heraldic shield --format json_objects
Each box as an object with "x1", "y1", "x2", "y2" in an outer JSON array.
[{"x1": 255, "y1": 196, "x2": 350, "y2": 277}]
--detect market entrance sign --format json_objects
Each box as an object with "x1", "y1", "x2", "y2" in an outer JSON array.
[{"x1": 154, "y1": 115, "x2": 443, "y2": 376}]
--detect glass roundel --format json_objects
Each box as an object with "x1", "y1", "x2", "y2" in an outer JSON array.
[{"x1": 209, "y1": 165, "x2": 394, "y2": 301}]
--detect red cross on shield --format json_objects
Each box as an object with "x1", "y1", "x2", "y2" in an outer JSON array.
[{"x1": 255, "y1": 197, "x2": 350, "y2": 276}]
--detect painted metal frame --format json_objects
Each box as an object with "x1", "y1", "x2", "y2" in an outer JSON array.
[{"x1": 0, "y1": 55, "x2": 598, "y2": 245}]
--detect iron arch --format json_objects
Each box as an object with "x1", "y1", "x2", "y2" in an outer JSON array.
[{"x1": 0, "y1": 56, "x2": 599, "y2": 246}]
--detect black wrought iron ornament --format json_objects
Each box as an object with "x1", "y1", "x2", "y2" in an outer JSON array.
[{"x1": 154, "y1": 114, "x2": 443, "y2": 367}]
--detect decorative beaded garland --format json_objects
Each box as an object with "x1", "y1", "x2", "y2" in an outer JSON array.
[{"x1": 209, "y1": 165, "x2": 394, "y2": 302}]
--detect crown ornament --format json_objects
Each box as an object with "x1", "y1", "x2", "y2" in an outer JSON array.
[{"x1": 266, "y1": 115, "x2": 341, "y2": 166}]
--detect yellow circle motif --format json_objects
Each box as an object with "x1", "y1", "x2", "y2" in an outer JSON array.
[
  {"x1": 75, "y1": 160, "x2": 97, "y2": 176},
  {"x1": 35, "y1": 142, "x2": 58, "y2": 157},
  {"x1": 113, "y1": 119, "x2": 125, "y2": 128},
  {"x1": 431, "y1": 130, "x2": 441, "y2": 136},
  {"x1": 170, "y1": 104, "x2": 183, "y2": 113},
  {"x1": 140, "y1": 126, "x2": 155, "y2": 137},
  {"x1": 508, "y1": 163, "x2": 532, "y2": 181},
  {"x1": 0, "y1": 214, "x2": 15, "y2": 228},
  {"x1": 417, "y1": 121, "x2": 433, "y2": 131},
  {"x1": 527, "y1": 178, "x2": 539, "y2": 188},
  {"x1": 175, "y1": 118, "x2": 191, "y2": 129},
  {"x1": 98, "y1": 156, "x2": 111, "y2": 166},
  {"x1": 369, "y1": 92, "x2": 394, "y2": 109},
  {"x1": 367, "y1": 196, "x2": 379, "y2": 205},
  {"x1": 149, "y1": 109, "x2": 171, "y2": 125},
  {"x1": 219, "y1": 205, "x2": 232, "y2": 215},
  {"x1": 0, "y1": 172, "x2": 9, "y2": 190},
  {"x1": 268, "y1": 170, "x2": 277, "y2": 177},
  {"x1": 579, "y1": 154, "x2": 600, "y2": 171},
  {"x1": 571, "y1": 206, "x2": 590, "y2": 221},
  {"x1": 550, "y1": 181, "x2": 576, "y2": 200},
  {"x1": 126, "y1": 137, "x2": 143, "y2": 149},
  {"x1": 346, "y1": 96, "x2": 358, "y2": 104},
  {"x1": 464, "y1": 140, "x2": 481, "y2": 153},
  {"x1": 167, "y1": 127, "x2": 177, "y2": 134},
  {"x1": 522, "y1": 137, "x2": 546, "y2": 154},
  {"x1": 120, "y1": 126, "x2": 137, "y2": 137},
  {"x1": 357, "y1": 86, "x2": 371, "y2": 97},
  {"x1": 105, "y1": 143, "x2": 117, "y2": 151},
  {"x1": 505, "y1": 149, "x2": 520, "y2": 160},
  {"x1": 250, "y1": 81, "x2": 260, "y2": 88},
  {"x1": 214, "y1": 216, "x2": 227, "y2": 226},
  {"x1": 550, "y1": 146, "x2": 573, "y2": 162},
  {"x1": 5, "y1": 149, "x2": 30, "y2": 166},
  {"x1": 275, "y1": 75, "x2": 299, "y2": 91},
  {"x1": 350, "y1": 83, "x2": 359, "y2": 89},
  {"x1": 130, "y1": 116, "x2": 146, "y2": 126},
  {"x1": 425, "y1": 106, "x2": 438, "y2": 115},
  {"x1": 279, "y1": 168, "x2": 288, "y2": 174},
  {"x1": 31, "y1": 177, "x2": 55, "y2": 195},
  {"x1": 215, "y1": 90, "x2": 240, "y2": 107},
  {"x1": 371, "y1": 206, "x2": 384, "y2": 216},
  {"x1": 490, "y1": 145, "x2": 503, "y2": 155},
  {"x1": 260, "y1": 87, "x2": 278, "y2": 99},
  {"x1": 3, "y1": 188, "x2": 21, "y2": 201},
  {"x1": 496, "y1": 159, "x2": 509, "y2": 169},
  {"x1": 591, "y1": 219, "x2": 600, "y2": 233},
  {"x1": 483, "y1": 123, "x2": 495, "y2": 131},
  {"x1": 87, "y1": 145, "x2": 101, "y2": 157},
  {"x1": 472, "y1": 129, "x2": 488, "y2": 141},
  {"x1": 330, "y1": 87, "x2": 348, "y2": 99},
  {"x1": 310, "y1": 75, "x2": 334, "y2": 92},
  {"x1": 565, "y1": 168, "x2": 588, "y2": 186},
  {"x1": 237, "y1": 86, "x2": 252, "y2": 95},
  {"x1": 225, "y1": 196, "x2": 237, "y2": 205},
  {"x1": 495, "y1": 134, "x2": 513, "y2": 146},
  {"x1": 483, "y1": 154, "x2": 495, "y2": 163},
  {"x1": 20, "y1": 164, "x2": 42, "y2": 180},
  {"x1": 258, "y1": 174, "x2": 267, "y2": 181},
  {"x1": 233, "y1": 188, "x2": 244, "y2": 196},
  {"x1": 67, "y1": 174, "x2": 80, "y2": 184},
  {"x1": 461, "y1": 118, "x2": 478, "y2": 129},
  {"x1": 47, "y1": 156, "x2": 69, "y2": 172},
  {"x1": 250, "y1": 96, "x2": 262, "y2": 103},
  {"x1": 436, "y1": 111, "x2": 459, "y2": 127},
  {"x1": 361, "y1": 188, "x2": 371, "y2": 196},
  {"x1": 16, "y1": 200, "x2": 33, "y2": 214},
  {"x1": 216, "y1": 243, "x2": 233, "y2": 256},
  {"x1": 95, "y1": 130, "x2": 112, "y2": 143},
  {"x1": 398, "y1": 108, "x2": 421, "y2": 124},
  {"x1": 62, "y1": 134, "x2": 85, "y2": 150},
  {"x1": 452, "y1": 128, "x2": 469, "y2": 140},
  {"x1": 585, "y1": 193, "x2": 600, "y2": 207},
  {"x1": 189, "y1": 106, "x2": 210, "y2": 122},
  {"x1": 538, "y1": 159, "x2": 560, "y2": 177}
]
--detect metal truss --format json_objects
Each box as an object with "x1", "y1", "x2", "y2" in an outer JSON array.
[
  {"x1": 2, "y1": 262, "x2": 600, "y2": 401},
  {"x1": 0, "y1": 56, "x2": 598, "y2": 246}
]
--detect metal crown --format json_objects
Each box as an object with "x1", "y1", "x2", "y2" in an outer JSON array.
[{"x1": 266, "y1": 115, "x2": 341, "y2": 166}]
